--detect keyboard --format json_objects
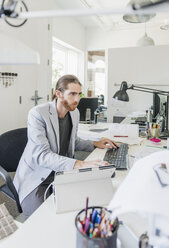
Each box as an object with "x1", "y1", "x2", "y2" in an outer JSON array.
[{"x1": 103, "y1": 143, "x2": 128, "y2": 170}]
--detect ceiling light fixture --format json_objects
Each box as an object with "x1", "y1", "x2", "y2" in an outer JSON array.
[
  {"x1": 137, "y1": 32, "x2": 155, "y2": 46},
  {"x1": 136, "y1": 23, "x2": 155, "y2": 46},
  {"x1": 123, "y1": 13, "x2": 156, "y2": 23},
  {"x1": 123, "y1": 0, "x2": 156, "y2": 23}
]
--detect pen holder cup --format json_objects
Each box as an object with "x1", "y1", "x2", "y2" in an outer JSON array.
[{"x1": 75, "y1": 206, "x2": 118, "y2": 248}]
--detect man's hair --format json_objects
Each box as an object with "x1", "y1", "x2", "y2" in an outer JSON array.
[{"x1": 52, "y1": 75, "x2": 81, "y2": 100}]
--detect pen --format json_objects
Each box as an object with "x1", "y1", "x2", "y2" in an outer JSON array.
[
  {"x1": 114, "y1": 135, "x2": 128, "y2": 138},
  {"x1": 85, "y1": 197, "x2": 89, "y2": 219}
]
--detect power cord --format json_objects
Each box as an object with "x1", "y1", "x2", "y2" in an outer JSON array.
[
  {"x1": 43, "y1": 171, "x2": 57, "y2": 202},
  {"x1": 43, "y1": 182, "x2": 54, "y2": 202}
]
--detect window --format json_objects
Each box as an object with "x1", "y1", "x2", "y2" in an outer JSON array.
[
  {"x1": 52, "y1": 38, "x2": 84, "y2": 90},
  {"x1": 87, "y1": 50, "x2": 106, "y2": 102}
]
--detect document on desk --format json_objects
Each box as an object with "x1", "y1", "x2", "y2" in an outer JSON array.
[
  {"x1": 103, "y1": 123, "x2": 142, "y2": 145},
  {"x1": 112, "y1": 137, "x2": 143, "y2": 145},
  {"x1": 78, "y1": 123, "x2": 141, "y2": 145},
  {"x1": 108, "y1": 123, "x2": 139, "y2": 138},
  {"x1": 78, "y1": 123, "x2": 143, "y2": 145},
  {"x1": 77, "y1": 130, "x2": 103, "y2": 141},
  {"x1": 132, "y1": 146, "x2": 166, "y2": 160},
  {"x1": 78, "y1": 123, "x2": 111, "y2": 141}
]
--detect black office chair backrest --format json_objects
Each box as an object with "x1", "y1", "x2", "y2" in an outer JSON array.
[{"x1": 0, "y1": 128, "x2": 27, "y2": 172}]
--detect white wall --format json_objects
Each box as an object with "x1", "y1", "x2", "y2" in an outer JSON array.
[
  {"x1": 52, "y1": 18, "x2": 86, "y2": 51},
  {"x1": 0, "y1": 0, "x2": 86, "y2": 134}
]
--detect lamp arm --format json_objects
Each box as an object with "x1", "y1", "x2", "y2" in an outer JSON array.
[{"x1": 128, "y1": 84, "x2": 169, "y2": 96}]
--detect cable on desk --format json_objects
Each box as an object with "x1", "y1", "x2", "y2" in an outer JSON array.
[{"x1": 44, "y1": 182, "x2": 54, "y2": 202}]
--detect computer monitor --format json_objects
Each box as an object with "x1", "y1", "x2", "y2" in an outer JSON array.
[
  {"x1": 159, "y1": 95, "x2": 169, "y2": 139},
  {"x1": 166, "y1": 96, "x2": 169, "y2": 131},
  {"x1": 77, "y1": 97, "x2": 98, "y2": 122},
  {"x1": 152, "y1": 93, "x2": 160, "y2": 119}
]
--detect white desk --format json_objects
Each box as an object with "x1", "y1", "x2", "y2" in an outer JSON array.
[{"x1": 0, "y1": 139, "x2": 166, "y2": 248}]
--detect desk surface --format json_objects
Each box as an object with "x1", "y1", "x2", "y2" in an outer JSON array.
[{"x1": 0, "y1": 138, "x2": 166, "y2": 248}]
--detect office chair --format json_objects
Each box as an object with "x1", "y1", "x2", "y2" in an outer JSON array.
[{"x1": 0, "y1": 128, "x2": 27, "y2": 213}]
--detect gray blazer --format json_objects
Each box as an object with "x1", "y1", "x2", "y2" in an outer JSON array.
[{"x1": 14, "y1": 100, "x2": 94, "y2": 203}]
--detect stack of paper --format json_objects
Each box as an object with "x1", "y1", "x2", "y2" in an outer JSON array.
[{"x1": 108, "y1": 123, "x2": 139, "y2": 138}]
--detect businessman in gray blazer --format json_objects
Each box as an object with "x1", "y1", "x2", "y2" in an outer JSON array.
[{"x1": 14, "y1": 74, "x2": 117, "y2": 219}]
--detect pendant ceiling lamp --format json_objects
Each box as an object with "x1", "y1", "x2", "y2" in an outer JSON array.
[{"x1": 136, "y1": 23, "x2": 155, "y2": 46}]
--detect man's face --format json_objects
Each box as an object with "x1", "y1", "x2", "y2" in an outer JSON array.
[{"x1": 59, "y1": 83, "x2": 82, "y2": 111}]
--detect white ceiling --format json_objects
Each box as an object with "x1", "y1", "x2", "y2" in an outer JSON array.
[{"x1": 55, "y1": 0, "x2": 169, "y2": 31}]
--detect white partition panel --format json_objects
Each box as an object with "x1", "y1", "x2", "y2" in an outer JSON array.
[{"x1": 107, "y1": 45, "x2": 169, "y2": 122}]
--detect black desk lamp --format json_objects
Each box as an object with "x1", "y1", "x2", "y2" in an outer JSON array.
[
  {"x1": 113, "y1": 81, "x2": 169, "y2": 101},
  {"x1": 113, "y1": 81, "x2": 169, "y2": 138}
]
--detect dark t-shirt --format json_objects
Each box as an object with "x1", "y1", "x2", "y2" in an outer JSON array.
[{"x1": 58, "y1": 112, "x2": 72, "y2": 156}]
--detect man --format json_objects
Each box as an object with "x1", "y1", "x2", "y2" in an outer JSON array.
[{"x1": 14, "y1": 75, "x2": 117, "y2": 219}]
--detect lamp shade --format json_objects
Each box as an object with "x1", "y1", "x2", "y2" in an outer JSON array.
[
  {"x1": 136, "y1": 32, "x2": 155, "y2": 46},
  {"x1": 113, "y1": 81, "x2": 129, "y2": 102},
  {"x1": 0, "y1": 32, "x2": 40, "y2": 65}
]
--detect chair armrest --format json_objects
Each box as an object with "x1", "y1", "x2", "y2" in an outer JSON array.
[
  {"x1": 0, "y1": 165, "x2": 12, "y2": 184},
  {"x1": 0, "y1": 165, "x2": 22, "y2": 213}
]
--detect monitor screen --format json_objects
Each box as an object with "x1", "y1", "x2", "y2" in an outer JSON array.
[
  {"x1": 152, "y1": 93, "x2": 160, "y2": 119},
  {"x1": 77, "y1": 97, "x2": 98, "y2": 122},
  {"x1": 166, "y1": 96, "x2": 169, "y2": 131}
]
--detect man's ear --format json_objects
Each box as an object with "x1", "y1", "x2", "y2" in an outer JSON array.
[{"x1": 55, "y1": 90, "x2": 62, "y2": 99}]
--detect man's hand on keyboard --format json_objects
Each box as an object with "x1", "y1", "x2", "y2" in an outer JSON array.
[
  {"x1": 93, "y1": 138, "x2": 119, "y2": 149},
  {"x1": 74, "y1": 159, "x2": 109, "y2": 169}
]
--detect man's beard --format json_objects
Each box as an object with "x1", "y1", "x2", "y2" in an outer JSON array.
[{"x1": 61, "y1": 99, "x2": 78, "y2": 111}]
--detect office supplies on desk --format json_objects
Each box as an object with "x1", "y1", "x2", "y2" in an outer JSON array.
[
  {"x1": 103, "y1": 143, "x2": 129, "y2": 170},
  {"x1": 75, "y1": 203, "x2": 119, "y2": 248},
  {"x1": 53, "y1": 165, "x2": 115, "y2": 213},
  {"x1": 149, "y1": 138, "x2": 161, "y2": 143}
]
